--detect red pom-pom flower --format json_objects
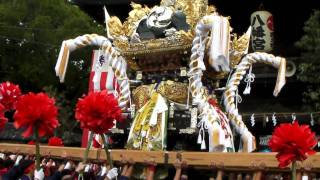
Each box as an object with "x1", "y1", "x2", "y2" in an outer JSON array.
[
  {"x1": 48, "y1": 137, "x2": 64, "y2": 146},
  {"x1": 269, "y1": 121, "x2": 317, "y2": 168},
  {"x1": 75, "y1": 90, "x2": 122, "y2": 134},
  {"x1": 0, "y1": 103, "x2": 8, "y2": 130},
  {"x1": 13, "y1": 92, "x2": 59, "y2": 138},
  {"x1": 0, "y1": 82, "x2": 22, "y2": 111}
]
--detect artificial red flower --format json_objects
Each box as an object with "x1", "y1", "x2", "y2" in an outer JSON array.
[
  {"x1": 13, "y1": 92, "x2": 59, "y2": 138},
  {"x1": 0, "y1": 82, "x2": 22, "y2": 111},
  {"x1": 27, "y1": 140, "x2": 35, "y2": 145},
  {"x1": 75, "y1": 90, "x2": 122, "y2": 134},
  {"x1": 48, "y1": 137, "x2": 64, "y2": 146},
  {"x1": 269, "y1": 121, "x2": 317, "y2": 168},
  {"x1": 0, "y1": 103, "x2": 8, "y2": 130}
]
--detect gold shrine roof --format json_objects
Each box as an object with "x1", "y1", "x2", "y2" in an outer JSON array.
[{"x1": 107, "y1": 0, "x2": 211, "y2": 56}]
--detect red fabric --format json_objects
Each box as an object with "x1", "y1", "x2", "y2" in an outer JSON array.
[
  {"x1": 269, "y1": 121, "x2": 317, "y2": 168},
  {"x1": 92, "y1": 137, "x2": 101, "y2": 148},
  {"x1": 147, "y1": 165, "x2": 156, "y2": 172},
  {"x1": 13, "y1": 92, "x2": 59, "y2": 137},
  {"x1": 75, "y1": 90, "x2": 122, "y2": 134},
  {"x1": 0, "y1": 81, "x2": 21, "y2": 111},
  {"x1": 27, "y1": 140, "x2": 35, "y2": 145},
  {"x1": 208, "y1": 98, "x2": 229, "y2": 136},
  {"x1": 48, "y1": 136, "x2": 64, "y2": 146},
  {"x1": 0, "y1": 103, "x2": 8, "y2": 130},
  {"x1": 0, "y1": 168, "x2": 8, "y2": 175},
  {"x1": 24, "y1": 163, "x2": 35, "y2": 174}
]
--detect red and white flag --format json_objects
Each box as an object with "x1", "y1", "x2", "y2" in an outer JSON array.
[
  {"x1": 88, "y1": 50, "x2": 119, "y2": 94},
  {"x1": 82, "y1": 50, "x2": 119, "y2": 147}
]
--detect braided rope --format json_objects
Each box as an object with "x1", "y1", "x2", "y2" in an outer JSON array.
[{"x1": 56, "y1": 34, "x2": 130, "y2": 111}]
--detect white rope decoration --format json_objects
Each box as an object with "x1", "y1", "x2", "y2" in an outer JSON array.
[
  {"x1": 55, "y1": 34, "x2": 131, "y2": 111},
  {"x1": 223, "y1": 52, "x2": 286, "y2": 152},
  {"x1": 188, "y1": 15, "x2": 234, "y2": 152}
]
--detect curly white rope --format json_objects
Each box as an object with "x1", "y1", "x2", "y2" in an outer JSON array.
[
  {"x1": 188, "y1": 15, "x2": 233, "y2": 151},
  {"x1": 55, "y1": 34, "x2": 130, "y2": 110},
  {"x1": 223, "y1": 52, "x2": 286, "y2": 142}
]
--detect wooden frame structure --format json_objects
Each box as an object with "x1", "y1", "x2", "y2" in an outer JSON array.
[{"x1": 0, "y1": 143, "x2": 319, "y2": 172}]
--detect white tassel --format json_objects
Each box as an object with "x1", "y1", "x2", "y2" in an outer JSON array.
[
  {"x1": 243, "y1": 65, "x2": 255, "y2": 95},
  {"x1": 291, "y1": 113, "x2": 296, "y2": 123},
  {"x1": 250, "y1": 114, "x2": 255, "y2": 127},
  {"x1": 201, "y1": 139, "x2": 206, "y2": 150},
  {"x1": 243, "y1": 85, "x2": 251, "y2": 95},
  {"x1": 310, "y1": 113, "x2": 314, "y2": 126},
  {"x1": 197, "y1": 131, "x2": 202, "y2": 144},
  {"x1": 266, "y1": 116, "x2": 269, "y2": 123},
  {"x1": 272, "y1": 113, "x2": 277, "y2": 126},
  {"x1": 201, "y1": 125, "x2": 206, "y2": 150}
]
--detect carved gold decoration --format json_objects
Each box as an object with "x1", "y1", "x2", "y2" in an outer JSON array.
[
  {"x1": 157, "y1": 80, "x2": 189, "y2": 104},
  {"x1": 114, "y1": 30, "x2": 193, "y2": 57},
  {"x1": 107, "y1": 0, "x2": 209, "y2": 58},
  {"x1": 107, "y1": 16, "x2": 124, "y2": 37},
  {"x1": 230, "y1": 30, "x2": 251, "y2": 68},
  {"x1": 123, "y1": 2, "x2": 151, "y2": 37}
]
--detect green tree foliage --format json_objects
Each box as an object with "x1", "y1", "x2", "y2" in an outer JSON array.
[
  {"x1": 0, "y1": 0, "x2": 104, "y2": 144},
  {"x1": 295, "y1": 10, "x2": 320, "y2": 110}
]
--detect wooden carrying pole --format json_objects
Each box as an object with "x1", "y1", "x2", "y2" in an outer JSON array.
[{"x1": 0, "y1": 143, "x2": 319, "y2": 171}]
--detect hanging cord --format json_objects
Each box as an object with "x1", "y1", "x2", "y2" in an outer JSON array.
[
  {"x1": 272, "y1": 113, "x2": 277, "y2": 126},
  {"x1": 291, "y1": 113, "x2": 296, "y2": 123},
  {"x1": 197, "y1": 118, "x2": 208, "y2": 150},
  {"x1": 243, "y1": 65, "x2": 255, "y2": 95},
  {"x1": 310, "y1": 113, "x2": 314, "y2": 126},
  {"x1": 235, "y1": 89, "x2": 242, "y2": 109},
  {"x1": 250, "y1": 114, "x2": 255, "y2": 127}
]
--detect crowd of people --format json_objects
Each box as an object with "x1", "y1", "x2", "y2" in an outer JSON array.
[{"x1": 0, "y1": 153, "x2": 190, "y2": 180}]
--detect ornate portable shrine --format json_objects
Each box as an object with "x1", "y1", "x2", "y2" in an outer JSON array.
[{"x1": 55, "y1": 0, "x2": 286, "y2": 157}]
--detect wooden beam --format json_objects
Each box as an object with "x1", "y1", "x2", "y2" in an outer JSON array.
[{"x1": 1, "y1": 143, "x2": 319, "y2": 171}]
